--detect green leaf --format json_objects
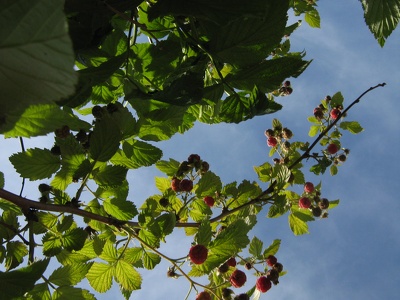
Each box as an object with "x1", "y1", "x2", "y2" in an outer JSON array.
[
  {"x1": 99, "y1": 241, "x2": 118, "y2": 263},
  {"x1": 0, "y1": 259, "x2": 49, "y2": 299},
  {"x1": 62, "y1": 228, "x2": 87, "y2": 252},
  {"x1": 330, "y1": 91, "x2": 344, "y2": 108},
  {"x1": 249, "y1": 236, "x2": 263, "y2": 259},
  {"x1": 3, "y1": 104, "x2": 90, "y2": 138},
  {"x1": 330, "y1": 164, "x2": 338, "y2": 176},
  {"x1": 155, "y1": 158, "x2": 180, "y2": 176},
  {"x1": 111, "y1": 140, "x2": 162, "y2": 169},
  {"x1": 103, "y1": 198, "x2": 138, "y2": 221},
  {"x1": 308, "y1": 125, "x2": 320, "y2": 137},
  {"x1": 289, "y1": 212, "x2": 309, "y2": 235},
  {"x1": 328, "y1": 199, "x2": 340, "y2": 209},
  {"x1": 114, "y1": 260, "x2": 142, "y2": 291},
  {"x1": 263, "y1": 239, "x2": 281, "y2": 257},
  {"x1": 93, "y1": 165, "x2": 128, "y2": 187},
  {"x1": 43, "y1": 232, "x2": 63, "y2": 256},
  {"x1": 87, "y1": 262, "x2": 114, "y2": 293},
  {"x1": 49, "y1": 262, "x2": 93, "y2": 286},
  {"x1": 24, "y1": 282, "x2": 51, "y2": 300},
  {"x1": 361, "y1": 0, "x2": 400, "y2": 46},
  {"x1": 5, "y1": 241, "x2": 28, "y2": 270},
  {"x1": 304, "y1": 8, "x2": 321, "y2": 28},
  {"x1": 9, "y1": 148, "x2": 60, "y2": 180},
  {"x1": 0, "y1": 0, "x2": 77, "y2": 133},
  {"x1": 90, "y1": 118, "x2": 121, "y2": 162},
  {"x1": 195, "y1": 220, "x2": 212, "y2": 246},
  {"x1": 142, "y1": 251, "x2": 161, "y2": 270},
  {"x1": 155, "y1": 177, "x2": 171, "y2": 193},
  {"x1": 196, "y1": 171, "x2": 222, "y2": 197},
  {"x1": 253, "y1": 162, "x2": 272, "y2": 182},
  {"x1": 52, "y1": 286, "x2": 96, "y2": 300},
  {"x1": 339, "y1": 121, "x2": 364, "y2": 134}
]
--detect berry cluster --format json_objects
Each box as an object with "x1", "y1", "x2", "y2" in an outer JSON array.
[
  {"x1": 170, "y1": 154, "x2": 210, "y2": 193},
  {"x1": 298, "y1": 182, "x2": 330, "y2": 218},
  {"x1": 264, "y1": 123, "x2": 293, "y2": 150},
  {"x1": 278, "y1": 80, "x2": 293, "y2": 96}
]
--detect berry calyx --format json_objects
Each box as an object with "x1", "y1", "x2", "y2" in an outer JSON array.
[
  {"x1": 179, "y1": 179, "x2": 193, "y2": 192},
  {"x1": 304, "y1": 182, "x2": 315, "y2": 193},
  {"x1": 171, "y1": 178, "x2": 181, "y2": 192},
  {"x1": 196, "y1": 291, "x2": 211, "y2": 300},
  {"x1": 327, "y1": 143, "x2": 339, "y2": 154},
  {"x1": 256, "y1": 276, "x2": 272, "y2": 293},
  {"x1": 299, "y1": 197, "x2": 311, "y2": 209},
  {"x1": 266, "y1": 255, "x2": 277, "y2": 267},
  {"x1": 267, "y1": 136, "x2": 278, "y2": 147},
  {"x1": 189, "y1": 244, "x2": 208, "y2": 264},
  {"x1": 226, "y1": 257, "x2": 237, "y2": 267},
  {"x1": 230, "y1": 269, "x2": 247, "y2": 288},
  {"x1": 203, "y1": 196, "x2": 215, "y2": 207},
  {"x1": 330, "y1": 108, "x2": 341, "y2": 120}
]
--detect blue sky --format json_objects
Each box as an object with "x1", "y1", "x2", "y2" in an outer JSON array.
[{"x1": 1, "y1": 1, "x2": 399, "y2": 299}]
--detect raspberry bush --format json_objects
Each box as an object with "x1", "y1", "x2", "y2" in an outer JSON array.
[{"x1": 0, "y1": 0, "x2": 393, "y2": 300}]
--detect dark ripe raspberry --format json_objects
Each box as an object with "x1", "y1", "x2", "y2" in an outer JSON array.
[
  {"x1": 266, "y1": 268, "x2": 279, "y2": 283},
  {"x1": 299, "y1": 197, "x2": 311, "y2": 209},
  {"x1": 344, "y1": 148, "x2": 350, "y2": 155},
  {"x1": 313, "y1": 107, "x2": 324, "y2": 120},
  {"x1": 244, "y1": 262, "x2": 252, "y2": 270},
  {"x1": 55, "y1": 125, "x2": 70, "y2": 138},
  {"x1": 179, "y1": 179, "x2": 193, "y2": 192},
  {"x1": 218, "y1": 262, "x2": 229, "y2": 273},
  {"x1": 92, "y1": 105, "x2": 104, "y2": 119},
  {"x1": 283, "y1": 141, "x2": 291, "y2": 150},
  {"x1": 318, "y1": 198, "x2": 330, "y2": 209},
  {"x1": 264, "y1": 129, "x2": 274, "y2": 137},
  {"x1": 196, "y1": 291, "x2": 211, "y2": 300},
  {"x1": 38, "y1": 183, "x2": 52, "y2": 193},
  {"x1": 230, "y1": 269, "x2": 247, "y2": 288},
  {"x1": 171, "y1": 178, "x2": 181, "y2": 192},
  {"x1": 75, "y1": 129, "x2": 87, "y2": 143},
  {"x1": 273, "y1": 262, "x2": 283, "y2": 273},
  {"x1": 282, "y1": 127, "x2": 293, "y2": 139},
  {"x1": 226, "y1": 257, "x2": 237, "y2": 267},
  {"x1": 106, "y1": 103, "x2": 118, "y2": 114},
  {"x1": 222, "y1": 288, "x2": 233, "y2": 299},
  {"x1": 330, "y1": 108, "x2": 341, "y2": 120},
  {"x1": 327, "y1": 143, "x2": 339, "y2": 154},
  {"x1": 189, "y1": 244, "x2": 208, "y2": 264},
  {"x1": 304, "y1": 182, "x2": 315, "y2": 193},
  {"x1": 266, "y1": 255, "x2": 277, "y2": 267},
  {"x1": 203, "y1": 196, "x2": 215, "y2": 207},
  {"x1": 176, "y1": 161, "x2": 191, "y2": 177},
  {"x1": 284, "y1": 87, "x2": 293, "y2": 95},
  {"x1": 159, "y1": 197, "x2": 169, "y2": 207},
  {"x1": 234, "y1": 294, "x2": 250, "y2": 300},
  {"x1": 256, "y1": 276, "x2": 272, "y2": 293},
  {"x1": 267, "y1": 136, "x2": 278, "y2": 147},
  {"x1": 188, "y1": 154, "x2": 201, "y2": 164},
  {"x1": 50, "y1": 145, "x2": 61, "y2": 155},
  {"x1": 283, "y1": 80, "x2": 291, "y2": 87},
  {"x1": 325, "y1": 95, "x2": 332, "y2": 102},
  {"x1": 338, "y1": 154, "x2": 347, "y2": 162},
  {"x1": 200, "y1": 161, "x2": 210, "y2": 173},
  {"x1": 312, "y1": 206, "x2": 322, "y2": 217}
]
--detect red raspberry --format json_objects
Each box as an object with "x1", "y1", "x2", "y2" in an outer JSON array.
[
  {"x1": 203, "y1": 196, "x2": 215, "y2": 207},
  {"x1": 299, "y1": 197, "x2": 311, "y2": 209},
  {"x1": 330, "y1": 108, "x2": 341, "y2": 120},
  {"x1": 189, "y1": 244, "x2": 208, "y2": 264},
  {"x1": 226, "y1": 257, "x2": 237, "y2": 267},
  {"x1": 267, "y1": 136, "x2": 278, "y2": 147},
  {"x1": 327, "y1": 143, "x2": 339, "y2": 154},
  {"x1": 304, "y1": 182, "x2": 314, "y2": 193},
  {"x1": 171, "y1": 178, "x2": 181, "y2": 192},
  {"x1": 266, "y1": 255, "x2": 277, "y2": 267},
  {"x1": 179, "y1": 179, "x2": 193, "y2": 192},
  {"x1": 256, "y1": 276, "x2": 272, "y2": 293},
  {"x1": 196, "y1": 291, "x2": 211, "y2": 300},
  {"x1": 230, "y1": 269, "x2": 247, "y2": 288}
]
